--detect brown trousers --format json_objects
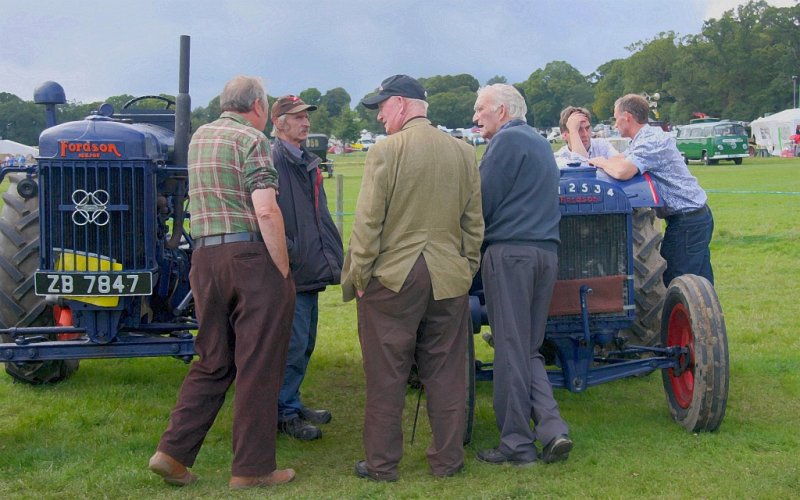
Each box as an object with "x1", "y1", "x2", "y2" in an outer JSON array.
[
  {"x1": 157, "y1": 241, "x2": 295, "y2": 477},
  {"x1": 357, "y1": 256, "x2": 469, "y2": 477}
]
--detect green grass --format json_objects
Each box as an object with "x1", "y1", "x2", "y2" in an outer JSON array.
[{"x1": 1, "y1": 156, "x2": 799, "y2": 498}]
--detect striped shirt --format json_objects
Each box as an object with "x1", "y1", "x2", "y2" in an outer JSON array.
[{"x1": 188, "y1": 112, "x2": 278, "y2": 238}]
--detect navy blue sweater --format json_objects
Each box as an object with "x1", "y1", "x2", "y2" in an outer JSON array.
[{"x1": 479, "y1": 119, "x2": 560, "y2": 252}]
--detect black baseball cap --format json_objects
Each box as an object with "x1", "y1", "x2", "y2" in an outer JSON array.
[{"x1": 361, "y1": 74, "x2": 427, "y2": 109}]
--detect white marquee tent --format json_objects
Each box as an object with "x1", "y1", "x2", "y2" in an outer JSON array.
[
  {"x1": 750, "y1": 108, "x2": 800, "y2": 156},
  {"x1": 0, "y1": 139, "x2": 38, "y2": 157}
]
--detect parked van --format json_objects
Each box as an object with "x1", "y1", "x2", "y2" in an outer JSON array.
[{"x1": 675, "y1": 118, "x2": 749, "y2": 165}]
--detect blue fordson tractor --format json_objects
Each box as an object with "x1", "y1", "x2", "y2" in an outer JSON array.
[
  {"x1": 464, "y1": 165, "x2": 729, "y2": 441},
  {"x1": 0, "y1": 36, "x2": 197, "y2": 384}
]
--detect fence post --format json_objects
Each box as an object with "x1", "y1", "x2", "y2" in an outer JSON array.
[{"x1": 336, "y1": 174, "x2": 344, "y2": 238}]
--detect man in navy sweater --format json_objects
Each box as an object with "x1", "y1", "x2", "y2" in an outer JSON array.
[{"x1": 472, "y1": 84, "x2": 573, "y2": 467}]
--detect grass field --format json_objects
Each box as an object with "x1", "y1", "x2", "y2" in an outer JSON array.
[{"x1": 1, "y1": 155, "x2": 799, "y2": 499}]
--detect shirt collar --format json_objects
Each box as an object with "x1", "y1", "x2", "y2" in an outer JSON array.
[{"x1": 278, "y1": 138, "x2": 304, "y2": 159}]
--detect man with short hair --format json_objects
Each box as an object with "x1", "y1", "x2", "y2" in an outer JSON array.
[
  {"x1": 472, "y1": 83, "x2": 572, "y2": 467},
  {"x1": 270, "y1": 95, "x2": 343, "y2": 441},
  {"x1": 554, "y1": 106, "x2": 618, "y2": 167},
  {"x1": 343, "y1": 74, "x2": 483, "y2": 481},
  {"x1": 149, "y1": 75, "x2": 296, "y2": 490},
  {"x1": 590, "y1": 93, "x2": 714, "y2": 286}
]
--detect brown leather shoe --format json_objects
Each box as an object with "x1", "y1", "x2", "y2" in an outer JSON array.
[
  {"x1": 229, "y1": 468, "x2": 296, "y2": 489},
  {"x1": 148, "y1": 451, "x2": 197, "y2": 486}
]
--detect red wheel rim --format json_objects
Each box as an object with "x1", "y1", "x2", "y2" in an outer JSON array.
[{"x1": 666, "y1": 302, "x2": 694, "y2": 409}]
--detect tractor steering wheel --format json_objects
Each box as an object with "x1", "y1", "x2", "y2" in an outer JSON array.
[{"x1": 122, "y1": 95, "x2": 175, "y2": 110}]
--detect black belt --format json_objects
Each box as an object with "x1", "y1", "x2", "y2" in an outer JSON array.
[
  {"x1": 666, "y1": 204, "x2": 710, "y2": 223},
  {"x1": 194, "y1": 232, "x2": 263, "y2": 248}
]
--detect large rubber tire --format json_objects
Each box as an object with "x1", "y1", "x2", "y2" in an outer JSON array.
[
  {"x1": 733, "y1": 158, "x2": 743, "y2": 165},
  {"x1": 660, "y1": 275, "x2": 728, "y2": 432},
  {"x1": 620, "y1": 208, "x2": 667, "y2": 346},
  {"x1": 0, "y1": 174, "x2": 79, "y2": 384}
]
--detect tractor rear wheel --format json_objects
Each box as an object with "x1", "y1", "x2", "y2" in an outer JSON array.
[
  {"x1": 0, "y1": 174, "x2": 79, "y2": 384},
  {"x1": 620, "y1": 208, "x2": 667, "y2": 346},
  {"x1": 660, "y1": 275, "x2": 728, "y2": 432}
]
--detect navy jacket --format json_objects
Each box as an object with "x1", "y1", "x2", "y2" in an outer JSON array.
[
  {"x1": 479, "y1": 119, "x2": 560, "y2": 252},
  {"x1": 272, "y1": 139, "x2": 343, "y2": 292}
]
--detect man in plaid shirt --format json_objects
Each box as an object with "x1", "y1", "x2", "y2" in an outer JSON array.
[{"x1": 149, "y1": 76, "x2": 296, "y2": 490}]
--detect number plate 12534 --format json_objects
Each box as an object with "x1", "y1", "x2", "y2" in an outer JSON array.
[{"x1": 34, "y1": 272, "x2": 153, "y2": 296}]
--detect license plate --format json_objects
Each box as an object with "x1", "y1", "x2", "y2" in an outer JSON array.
[{"x1": 35, "y1": 272, "x2": 153, "y2": 296}]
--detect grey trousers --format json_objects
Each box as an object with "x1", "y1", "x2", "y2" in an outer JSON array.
[
  {"x1": 482, "y1": 243, "x2": 568, "y2": 460},
  {"x1": 357, "y1": 255, "x2": 469, "y2": 477}
]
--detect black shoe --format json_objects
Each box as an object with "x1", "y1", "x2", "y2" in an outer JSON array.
[
  {"x1": 300, "y1": 407, "x2": 332, "y2": 425},
  {"x1": 433, "y1": 463, "x2": 464, "y2": 478},
  {"x1": 278, "y1": 417, "x2": 322, "y2": 440},
  {"x1": 476, "y1": 447, "x2": 536, "y2": 467},
  {"x1": 541, "y1": 434, "x2": 573, "y2": 464},
  {"x1": 354, "y1": 460, "x2": 397, "y2": 482}
]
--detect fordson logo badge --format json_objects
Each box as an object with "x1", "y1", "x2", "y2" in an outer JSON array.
[
  {"x1": 59, "y1": 140, "x2": 123, "y2": 159},
  {"x1": 71, "y1": 189, "x2": 110, "y2": 226}
]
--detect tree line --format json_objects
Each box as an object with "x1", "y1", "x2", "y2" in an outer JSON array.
[{"x1": 1, "y1": 1, "x2": 796, "y2": 146}]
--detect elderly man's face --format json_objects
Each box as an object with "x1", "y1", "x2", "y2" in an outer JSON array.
[
  {"x1": 377, "y1": 96, "x2": 405, "y2": 135},
  {"x1": 473, "y1": 92, "x2": 503, "y2": 140},
  {"x1": 276, "y1": 111, "x2": 311, "y2": 147}
]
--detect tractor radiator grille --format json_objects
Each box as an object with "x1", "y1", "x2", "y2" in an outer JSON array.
[
  {"x1": 548, "y1": 213, "x2": 632, "y2": 319},
  {"x1": 557, "y1": 213, "x2": 628, "y2": 280},
  {"x1": 38, "y1": 160, "x2": 153, "y2": 271}
]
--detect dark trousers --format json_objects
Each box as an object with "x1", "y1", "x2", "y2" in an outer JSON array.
[
  {"x1": 357, "y1": 256, "x2": 469, "y2": 477},
  {"x1": 662, "y1": 206, "x2": 714, "y2": 287},
  {"x1": 157, "y1": 241, "x2": 295, "y2": 477},
  {"x1": 278, "y1": 291, "x2": 319, "y2": 422},
  {"x1": 482, "y1": 243, "x2": 568, "y2": 460}
]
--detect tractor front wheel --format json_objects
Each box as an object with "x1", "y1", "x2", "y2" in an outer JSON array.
[
  {"x1": 0, "y1": 174, "x2": 79, "y2": 384},
  {"x1": 660, "y1": 274, "x2": 728, "y2": 432}
]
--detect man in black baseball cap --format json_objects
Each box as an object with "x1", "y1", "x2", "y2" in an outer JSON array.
[
  {"x1": 360, "y1": 74, "x2": 427, "y2": 109},
  {"x1": 344, "y1": 72, "x2": 482, "y2": 481}
]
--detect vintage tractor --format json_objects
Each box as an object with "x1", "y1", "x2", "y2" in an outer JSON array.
[
  {"x1": 304, "y1": 133, "x2": 334, "y2": 178},
  {"x1": 464, "y1": 165, "x2": 729, "y2": 441},
  {"x1": 0, "y1": 36, "x2": 197, "y2": 384}
]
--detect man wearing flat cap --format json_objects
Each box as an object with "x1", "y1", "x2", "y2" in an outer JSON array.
[
  {"x1": 342, "y1": 75, "x2": 483, "y2": 481},
  {"x1": 271, "y1": 95, "x2": 343, "y2": 441}
]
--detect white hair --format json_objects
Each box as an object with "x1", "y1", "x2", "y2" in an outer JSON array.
[
  {"x1": 477, "y1": 84, "x2": 527, "y2": 121},
  {"x1": 270, "y1": 114, "x2": 287, "y2": 137},
  {"x1": 405, "y1": 97, "x2": 429, "y2": 112}
]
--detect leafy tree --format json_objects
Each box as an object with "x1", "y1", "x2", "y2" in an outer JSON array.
[
  {"x1": 299, "y1": 88, "x2": 322, "y2": 106},
  {"x1": 419, "y1": 74, "x2": 480, "y2": 95},
  {"x1": 355, "y1": 101, "x2": 382, "y2": 134},
  {"x1": 486, "y1": 75, "x2": 507, "y2": 85},
  {"x1": 591, "y1": 59, "x2": 626, "y2": 121},
  {"x1": 310, "y1": 105, "x2": 334, "y2": 136},
  {"x1": 520, "y1": 61, "x2": 593, "y2": 128},
  {"x1": 427, "y1": 91, "x2": 476, "y2": 128},
  {"x1": 331, "y1": 107, "x2": 362, "y2": 142},
  {"x1": 320, "y1": 87, "x2": 351, "y2": 117}
]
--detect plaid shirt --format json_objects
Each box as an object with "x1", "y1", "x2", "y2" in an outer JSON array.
[{"x1": 188, "y1": 112, "x2": 278, "y2": 238}]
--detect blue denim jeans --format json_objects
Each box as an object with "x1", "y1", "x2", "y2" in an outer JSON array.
[
  {"x1": 661, "y1": 205, "x2": 714, "y2": 287},
  {"x1": 278, "y1": 291, "x2": 319, "y2": 422}
]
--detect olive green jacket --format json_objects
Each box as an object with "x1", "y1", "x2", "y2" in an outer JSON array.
[{"x1": 342, "y1": 117, "x2": 483, "y2": 302}]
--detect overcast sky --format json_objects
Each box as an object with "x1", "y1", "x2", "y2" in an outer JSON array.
[{"x1": 1, "y1": 0, "x2": 795, "y2": 109}]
